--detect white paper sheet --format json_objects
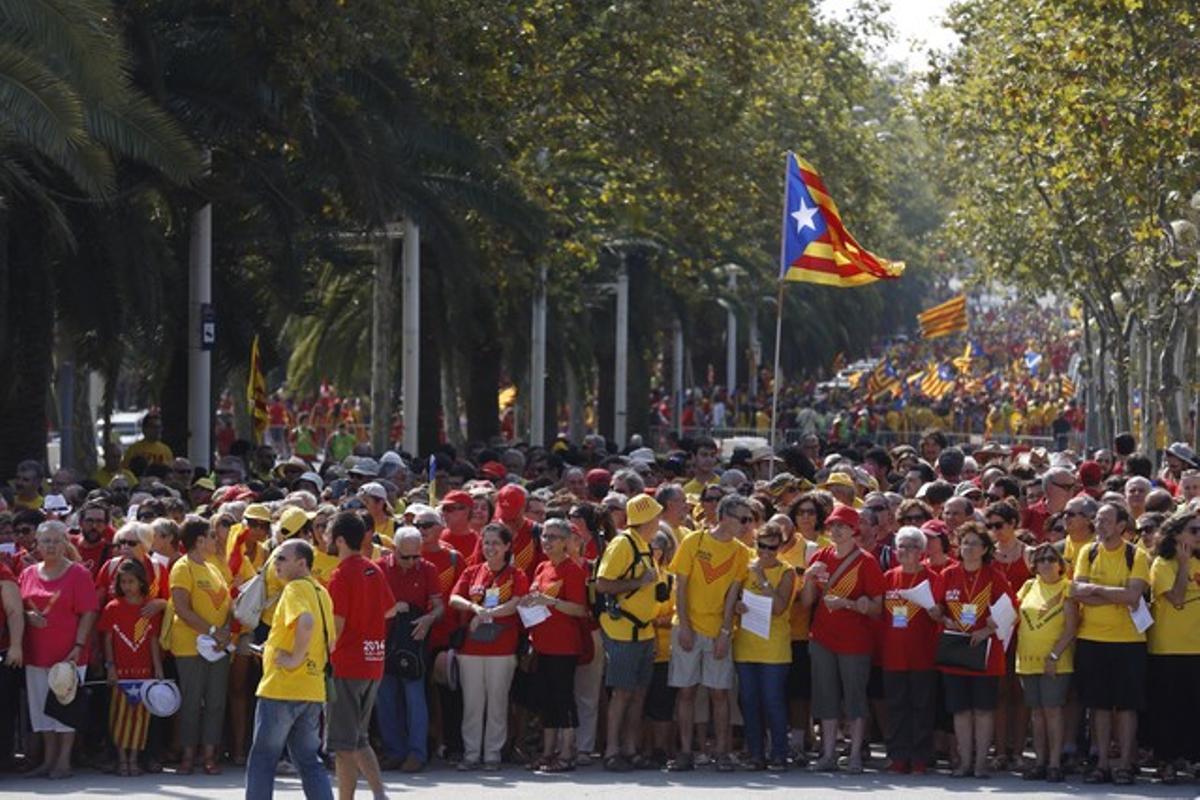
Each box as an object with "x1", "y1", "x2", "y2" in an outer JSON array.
[
  {"x1": 898, "y1": 579, "x2": 937, "y2": 611},
  {"x1": 804, "y1": 540, "x2": 821, "y2": 565},
  {"x1": 989, "y1": 593, "x2": 1017, "y2": 651},
  {"x1": 741, "y1": 591, "x2": 774, "y2": 639},
  {"x1": 1130, "y1": 596, "x2": 1154, "y2": 634},
  {"x1": 517, "y1": 604, "x2": 551, "y2": 628}
]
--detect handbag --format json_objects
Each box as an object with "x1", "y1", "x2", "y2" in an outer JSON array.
[
  {"x1": 234, "y1": 554, "x2": 281, "y2": 628},
  {"x1": 305, "y1": 580, "x2": 337, "y2": 705},
  {"x1": 935, "y1": 630, "x2": 990, "y2": 672},
  {"x1": 385, "y1": 612, "x2": 426, "y2": 681}
]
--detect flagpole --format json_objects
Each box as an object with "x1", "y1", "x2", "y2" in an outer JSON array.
[{"x1": 769, "y1": 152, "x2": 792, "y2": 479}]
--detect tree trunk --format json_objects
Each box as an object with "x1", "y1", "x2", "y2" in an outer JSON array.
[
  {"x1": 0, "y1": 205, "x2": 52, "y2": 479},
  {"x1": 417, "y1": 248, "x2": 442, "y2": 455},
  {"x1": 464, "y1": 293, "x2": 501, "y2": 444},
  {"x1": 1157, "y1": 300, "x2": 1189, "y2": 443},
  {"x1": 1112, "y1": 330, "x2": 1133, "y2": 437},
  {"x1": 160, "y1": 337, "x2": 189, "y2": 457}
]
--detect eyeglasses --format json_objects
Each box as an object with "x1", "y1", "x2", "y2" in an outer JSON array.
[
  {"x1": 397, "y1": 554, "x2": 420, "y2": 561},
  {"x1": 415, "y1": 522, "x2": 440, "y2": 530},
  {"x1": 540, "y1": 534, "x2": 566, "y2": 543},
  {"x1": 897, "y1": 543, "x2": 923, "y2": 551},
  {"x1": 755, "y1": 541, "x2": 780, "y2": 551},
  {"x1": 116, "y1": 539, "x2": 140, "y2": 547},
  {"x1": 1034, "y1": 556, "x2": 1059, "y2": 564},
  {"x1": 985, "y1": 521, "x2": 1005, "y2": 530},
  {"x1": 702, "y1": 496, "x2": 722, "y2": 503},
  {"x1": 137, "y1": 512, "x2": 155, "y2": 521},
  {"x1": 1062, "y1": 510, "x2": 1082, "y2": 518},
  {"x1": 1136, "y1": 526, "x2": 1157, "y2": 534},
  {"x1": 898, "y1": 515, "x2": 927, "y2": 524},
  {"x1": 959, "y1": 539, "x2": 983, "y2": 549},
  {"x1": 794, "y1": 507, "x2": 817, "y2": 516},
  {"x1": 736, "y1": 515, "x2": 754, "y2": 524}
]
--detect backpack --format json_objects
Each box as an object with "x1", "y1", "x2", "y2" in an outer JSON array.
[
  {"x1": 595, "y1": 534, "x2": 653, "y2": 641},
  {"x1": 1086, "y1": 541, "x2": 1135, "y2": 570}
]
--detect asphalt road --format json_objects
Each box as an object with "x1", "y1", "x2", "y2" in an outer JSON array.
[{"x1": 0, "y1": 765, "x2": 1194, "y2": 799}]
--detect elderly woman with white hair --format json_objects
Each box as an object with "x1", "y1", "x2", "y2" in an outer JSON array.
[
  {"x1": 880, "y1": 526, "x2": 944, "y2": 774},
  {"x1": 19, "y1": 520, "x2": 99, "y2": 778}
]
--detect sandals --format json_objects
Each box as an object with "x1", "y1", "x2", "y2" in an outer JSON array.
[
  {"x1": 1112, "y1": 767, "x2": 1135, "y2": 785},
  {"x1": 714, "y1": 754, "x2": 737, "y2": 772},
  {"x1": 628, "y1": 753, "x2": 655, "y2": 770},
  {"x1": 1023, "y1": 764, "x2": 1047, "y2": 780},
  {"x1": 665, "y1": 752, "x2": 694, "y2": 772},
  {"x1": 540, "y1": 758, "x2": 575, "y2": 773},
  {"x1": 1083, "y1": 766, "x2": 1111, "y2": 784},
  {"x1": 604, "y1": 754, "x2": 634, "y2": 772},
  {"x1": 812, "y1": 755, "x2": 838, "y2": 772}
]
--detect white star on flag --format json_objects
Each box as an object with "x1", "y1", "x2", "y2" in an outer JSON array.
[{"x1": 791, "y1": 197, "x2": 819, "y2": 233}]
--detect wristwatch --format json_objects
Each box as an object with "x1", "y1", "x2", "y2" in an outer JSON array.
[
  {"x1": 208, "y1": 625, "x2": 217, "y2": 636},
  {"x1": 1048, "y1": 651, "x2": 1059, "y2": 662}
]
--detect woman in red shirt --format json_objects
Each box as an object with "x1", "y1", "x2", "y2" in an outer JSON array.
[
  {"x1": 881, "y1": 526, "x2": 944, "y2": 774},
  {"x1": 985, "y1": 500, "x2": 1030, "y2": 772},
  {"x1": 523, "y1": 519, "x2": 588, "y2": 772},
  {"x1": 935, "y1": 521, "x2": 1014, "y2": 778},
  {"x1": 800, "y1": 503, "x2": 884, "y2": 774},
  {"x1": 449, "y1": 522, "x2": 529, "y2": 769}
]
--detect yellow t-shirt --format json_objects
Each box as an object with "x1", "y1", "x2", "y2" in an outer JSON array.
[
  {"x1": 780, "y1": 537, "x2": 827, "y2": 641},
  {"x1": 733, "y1": 562, "x2": 793, "y2": 663},
  {"x1": 258, "y1": 578, "x2": 334, "y2": 703},
  {"x1": 652, "y1": 590, "x2": 675, "y2": 663},
  {"x1": 1016, "y1": 576, "x2": 1074, "y2": 674},
  {"x1": 93, "y1": 467, "x2": 137, "y2": 488},
  {"x1": 596, "y1": 532, "x2": 660, "y2": 642},
  {"x1": 1148, "y1": 555, "x2": 1200, "y2": 655},
  {"x1": 681, "y1": 476, "x2": 718, "y2": 499},
  {"x1": 1074, "y1": 540, "x2": 1151, "y2": 643},
  {"x1": 311, "y1": 549, "x2": 342, "y2": 587},
  {"x1": 12, "y1": 494, "x2": 42, "y2": 510},
  {"x1": 123, "y1": 439, "x2": 174, "y2": 468},
  {"x1": 168, "y1": 557, "x2": 231, "y2": 656},
  {"x1": 372, "y1": 518, "x2": 397, "y2": 550},
  {"x1": 669, "y1": 531, "x2": 750, "y2": 638}
]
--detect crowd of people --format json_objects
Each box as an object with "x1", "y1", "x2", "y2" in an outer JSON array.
[{"x1": 2, "y1": 418, "x2": 1200, "y2": 795}]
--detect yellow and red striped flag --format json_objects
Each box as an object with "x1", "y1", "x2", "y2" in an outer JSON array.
[
  {"x1": 248, "y1": 335, "x2": 269, "y2": 444},
  {"x1": 780, "y1": 154, "x2": 905, "y2": 287},
  {"x1": 917, "y1": 295, "x2": 968, "y2": 339}
]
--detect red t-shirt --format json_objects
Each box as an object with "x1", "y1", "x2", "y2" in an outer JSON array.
[
  {"x1": 329, "y1": 555, "x2": 396, "y2": 680},
  {"x1": 995, "y1": 551, "x2": 1031, "y2": 594},
  {"x1": 418, "y1": 544, "x2": 464, "y2": 651},
  {"x1": 809, "y1": 547, "x2": 886, "y2": 656},
  {"x1": 452, "y1": 562, "x2": 529, "y2": 657},
  {"x1": 0, "y1": 562, "x2": 15, "y2": 650},
  {"x1": 440, "y1": 529, "x2": 479, "y2": 562},
  {"x1": 881, "y1": 566, "x2": 942, "y2": 672},
  {"x1": 923, "y1": 556, "x2": 959, "y2": 576},
  {"x1": 19, "y1": 562, "x2": 100, "y2": 667},
  {"x1": 377, "y1": 553, "x2": 439, "y2": 612},
  {"x1": 96, "y1": 555, "x2": 170, "y2": 606},
  {"x1": 529, "y1": 558, "x2": 587, "y2": 656},
  {"x1": 97, "y1": 598, "x2": 160, "y2": 678},
  {"x1": 1021, "y1": 500, "x2": 1049, "y2": 542},
  {"x1": 72, "y1": 536, "x2": 111, "y2": 579},
  {"x1": 935, "y1": 562, "x2": 1012, "y2": 676},
  {"x1": 469, "y1": 519, "x2": 543, "y2": 581}
]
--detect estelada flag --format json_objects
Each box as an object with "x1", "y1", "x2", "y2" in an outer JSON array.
[
  {"x1": 779, "y1": 153, "x2": 905, "y2": 287},
  {"x1": 917, "y1": 294, "x2": 968, "y2": 339},
  {"x1": 247, "y1": 335, "x2": 269, "y2": 444}
]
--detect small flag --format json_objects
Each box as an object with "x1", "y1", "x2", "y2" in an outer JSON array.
[
  {"x1": 952, "y1": 342, "x2": 973, "y2": 374},
  {"x1": 780, "y1": 153, "x2": 905, "y2": 287},
  {"x1": 248, "y1": 335, "x2": 269, "y2": 444},
  {"x1": 1024, "y1": 350, "x2": 1043, "y2": 376},
  {"x1": 917, "y1": 295, "x2": 968, "y2": 339},
  {"x1": 1061, "y1": 375, "x2": 1076, "y2": 400},
  {"x1": 920, "y1": 363, "x2": 957, "y2": 400},
  {"x1": 427, "y1": 456, "x2": 438, "y2": 504}
]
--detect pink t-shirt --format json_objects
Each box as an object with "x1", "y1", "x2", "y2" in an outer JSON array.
[{"x1": 19, "y1": 562, "x2": 99, "y2": 667}]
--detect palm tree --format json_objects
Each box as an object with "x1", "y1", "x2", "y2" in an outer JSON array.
[{"x1": 0, "y1": 0, "x2": 200, "y2": 478}]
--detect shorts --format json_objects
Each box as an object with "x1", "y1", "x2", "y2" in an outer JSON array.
[
  {"x1": 942, "y1": 674, "x2": 999, "y2": 714},
  {"x1": 602, "y1": 634, "x2": 655, "y2": 691},
  {"x1": 535, "y1": 654, "x2": 578, "y2": 728},
  {"x1": 787, "y1": 641, "x2": 811, "y2": 700},
  {"x1": 1074, "y1": 639, "x2": 1146, "y2": 711},
  {"x1": 327, "y1": 677, "x2": 379, "y2": 751},
  {"x1": 644, "y1": 662, "x2": 677, "y2": 722},
  {"x1": 1019, "y1": 673, "x2": 1071, "y2": 709},
  {"x1": 867, "y1": 664, "x2": 885, "y2": 700},
  {"x1": 667, "y1": 628, "x2": 735, "y2": 690},
  {"x1": 809, "y1": 640, "x2": 871, "y2": 721}
]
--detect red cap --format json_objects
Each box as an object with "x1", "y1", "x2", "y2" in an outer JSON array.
[
  {"x1": 495, "y1": 484, "x2": 526, "y2": 521},
  {"x1": 921, "y1": 519, "x2": 949, "y2": 537},
  {"x1": 1078, "y1": 460, "x2": 1104, "y2": 487},
  {"x1": 440, "y1": 490, "x2": 474, "y2": 509},
  {"x1": 480, "y1": 461, "x2": 506, "y2": 481},
  {"x1": 585, "y1": 468, "x2": 612, "y2": 486},
  {"x1": 825, "y1": 503, "x2": 859, "y2": 531}
]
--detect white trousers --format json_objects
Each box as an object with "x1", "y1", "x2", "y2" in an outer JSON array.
[{"x1": 457, "y1": 654, "x2": 517, "y2": 764}]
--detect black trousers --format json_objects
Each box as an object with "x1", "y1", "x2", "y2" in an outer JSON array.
[
  {"x1": 884, "y1": 669, "x2": 937, "y2": 764},
  {"x1": 1148, "y1": 654, "x2": 1200, "y2": 761}
]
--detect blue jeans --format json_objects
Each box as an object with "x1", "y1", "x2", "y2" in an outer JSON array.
[
  {"x1": 245, "y1": 699, "x2": 332, "y2": 800},
  {"x1": 736, "y1": 662, "x2": 789, "y2": 761},
  {"x1": 376, "y1": 673, "x2": 428, "y2": 763}
]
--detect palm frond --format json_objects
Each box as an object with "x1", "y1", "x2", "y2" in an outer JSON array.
[{"x1": 86, "y1": 91, "x2": 201, "y2": 185}]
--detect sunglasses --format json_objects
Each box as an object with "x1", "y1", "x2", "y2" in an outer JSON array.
[
  {"x1": 116, "y1": 539, "x2": 140, "y2": 547},
  {"x1": 1034, "y1": 556, "x2": 1059, "y2": 564},
  {"x1": 415, "y1": 522, "x2": 440, "y2": 530},
  {"x1": 397, "y1": 554, "x2": 420, "y2": 561},
  {"x1": 755, "y1": 541, "x2": 780, "y2": 551},
  {"x1": 985, "y1": 521, "x2": 1005, "y2": 530},
  {"x1": 736, "y1": 515, "x2": 754, "y2": 524},
  {"x1": 137, "y1": 513, "x2": 156, "y2": 521},
  {"x1": 898, "y1": 515, "x2": 926, "y2": 524}
]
